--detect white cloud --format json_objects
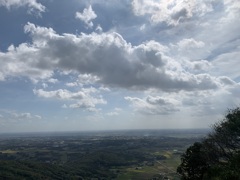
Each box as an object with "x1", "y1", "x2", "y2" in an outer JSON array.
[
  {"x1": 76, "y1": 5, "x2": 97, "y2": 28},
  {"x1": 33, "y1": 88, "x2": 107, "y2": 112},
  {"x1": 0, "y1": 22, "x2": 237, "y2": 93},
  {"x1": 66, "y1": 82, "x2": 78, "y2": 87},
  {"x1": 177, "y1": 38, "x2": 205, "y2": 51},
  {"x1": 0, "y1": 110, "x2": 42, "y2": 129},
  {"x1": 99, "y1": 87, "x2": 110, "y2": 92},
  {"x1": 0, "y1": 114, "x2": 4, "y2": 125},
  {"x1": 0, "y1": 0, "x2": 239, "y2": 131},
  {"x1": 191, "y1": 60, "x2": 211, "y2": 72},
  {"x1": 95, "y1": 24, "x2": 103, "y2": 33},
  {"x1": 183, "y1": 84, "x2": 240, "y2": 117},
  {"x1": 12, "y1": 112, "x2": 42, "y2": 120},
  {"x1": 33, "y1": 89, "x2": 86, "y2": 100},
  {"x1": 77, "y1": 74, "x2": 99, "y2": 86},
  {"x1": 211, "y1": 49, "x2": 240, "y2": 79},
  {"x1": 42, "y1": 83, "x2": 48, "y2": 88},
  {"x1": 0, "y1": 15, "x2": 239, "y2": 122},
  {"x1": 106, "y1": 108, "x2": 122, "y2": 116},
  {"x1": 69, "y1": 103, "x2": 101, "y2": 112},
  {"x1": 34, "y1": 115, "x2": 42, "y2": 119},
  {"x1": 169, "y1": 38, "x2": 210, "y2": 74},
  {"x1": 131, "y1": 0, "x2": 214, "y2": 26},
  {"x1": 125, "y1": 95, "x2": 180, "y2": 115},
  {"x1": 0, "y1": 0, "x2": 45, "y2": 16},
  {"x1": 0, "y1": 43, "x2": 53, "y2": 82},
  {"x1": 1, "y1": 22, "x2": 232, "y2": 92},
  {"x1": 62, "y1": 104, "x2": 68, "y2": 108},
  {"x1": 106, "y1": 112, "x2": 119, "y2": 116},
  {"x1": 48, "y1": 78, "x2": 58, "y2": 83},
  {"x1": 134, "y1": 80, "x2": 240, "y2": 118},
  {"x1": 41, "y1": 78, "x2": 58, "y2": 89}
]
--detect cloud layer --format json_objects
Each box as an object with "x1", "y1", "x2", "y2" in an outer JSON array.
[
  {"x1": 0, "y1": 0, "x2": 239, "y2": 131},
  {"x1": 0, "y1": 22, "x2": 236, "y2": 93},
  {"x1": 0, "y1": 0, "x2": 45, "y2": 15}
]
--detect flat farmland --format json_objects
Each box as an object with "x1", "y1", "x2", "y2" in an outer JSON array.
[{"x1": 0, "y1": 129, "x2": 209, "y2": 179}]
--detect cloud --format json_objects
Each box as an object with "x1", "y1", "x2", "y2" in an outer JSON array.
[
  {"x1": 106, "y1": 108, "x2": 122, "y2": 116},
  {"x1": 134, "y1": 80, "x2": 240, "y2": 117},
  {"x1": 211, "y1": 49, "x2": 240, "y2": 79},
  {"x1": 76, "y1": 5, "x2": 97, "y2": 28},
  {"x1": 11, "y1": 112, "x2": 42, "y2": 120},
  {"x1": 185, "y1": 84, "x2": 240, "y2": 117},
  {"x1": 168, "y1": 38, "x2": 211, "y2": 74},
  {"x1": 33, "y1": 89, "x2": 86, "y2": 100},
  {"x1": 0, "y1": 43, "x2": 53, "y2": 82},
  {"x1": 131, "y1": 0, "x2": 215, "y2": 26},
  {"x1": 95, "y1": 24, "x2": 103, "y2": 33},
  {"x1": 106, "y1": 112, "x2": 119, "y2": 116},
  {"x1": 125, "y1": 95, "x2": 180, "y2": 115},
  {"x1": 48, "y1": 78, "x2": 58, "y2": 83},
  {"x1": 0, "y1": 72, "x2": 4, "y2": 81},
  {"x1": 66, "y1": 82, "x2": 78, "y2": 87},
  {"x1": 12, "y1": 113, "x2": 41, "y2": 119},
  {"x1": 176, "y1": 38, "x2": 205, "y2": 54},
  {"x1": 66, "y1": 74, "x2": 99, "y2": 87},
  {"x1": 191, "y1": 60, "x2": 211, "y2": 72},
  {"x1": 0, "y1": 0, "x2": 45, "y2": 16},
  {"x1": 0, "y1": 114, "x2": 4, "y2": 125},
  {"x1": 33, "y1": 88, "x2": 107, "y2": 112},
  {"x1": 0, "y1": 22, "x2": 238, "y2": 93},
  {"x1": 0, "y1": 110, "x2": 42, "y2": 128},
  {"x1": 0, "y1": 0, "x2": 239, "y2": 131}
]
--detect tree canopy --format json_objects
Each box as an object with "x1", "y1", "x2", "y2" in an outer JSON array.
[{"x1": 177, "y1": 107, "x2": 240, "y2": 180}]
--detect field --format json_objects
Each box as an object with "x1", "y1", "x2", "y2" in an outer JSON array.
[{"x1": 0, "y1": 129, "x2": 209, "y2": 179}]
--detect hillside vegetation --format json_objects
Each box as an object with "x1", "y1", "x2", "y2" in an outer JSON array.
[{"x1": 177, "y1": 107, "x2": 240, "y2": 180}]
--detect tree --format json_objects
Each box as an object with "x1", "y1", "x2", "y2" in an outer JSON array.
[
  {"x1": 177, "y1": 107, "x2": 240, "y2": 180},
  {"x1": 177, "y1": 142, "x2": 209, "y2": 180}
]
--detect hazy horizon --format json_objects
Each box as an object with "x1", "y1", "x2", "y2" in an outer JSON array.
[
  {"x1": 0, "y1": 128, "x2": 211, "y2": 137},
  {"x1": 0, "y1": 0, "x2": 239, "y2": 133}
]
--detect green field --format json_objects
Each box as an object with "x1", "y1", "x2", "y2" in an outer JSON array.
[
  {"x1": 0, "y1": 130, "x2": 205, "y2": 179},
  {"x1": 118, "y1": 150, "x2": 181, "y2": 180}
]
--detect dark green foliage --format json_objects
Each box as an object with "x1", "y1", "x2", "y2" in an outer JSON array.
[
  {"x1": 0, "y1": 160, "x2": 78, "y2": 179},
  {"x1": 177, "y1": 107, "x2": 240, "y2": 180},
  {"x1": 177, "y1": 142, "x2": 209, "y2": 180}
]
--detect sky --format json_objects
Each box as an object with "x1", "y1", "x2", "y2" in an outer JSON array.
[{"x1": 0, "y1": 0, "x2": 239, "y2": 133}]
